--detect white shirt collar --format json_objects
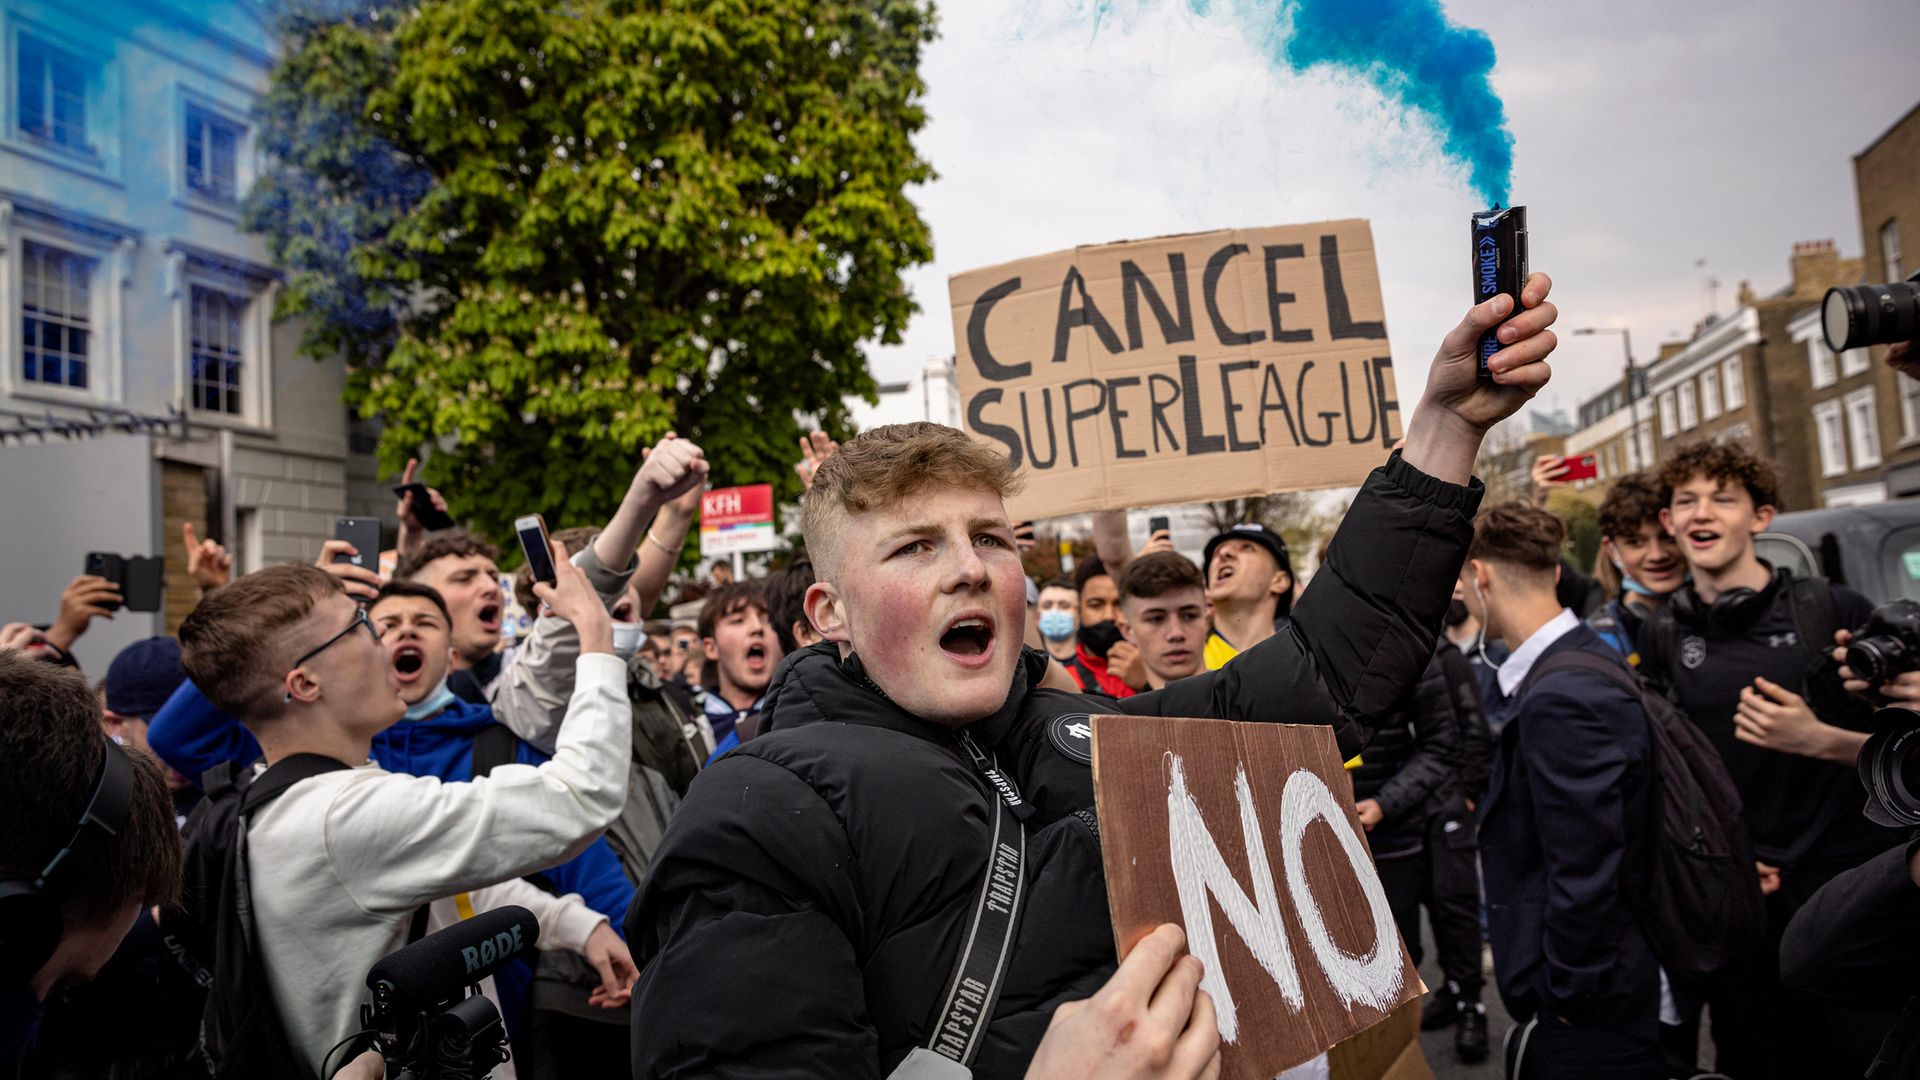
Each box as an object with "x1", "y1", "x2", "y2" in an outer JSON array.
[{"x1": 1497, "y1": 608, "x2": 1582, "y2": 697}]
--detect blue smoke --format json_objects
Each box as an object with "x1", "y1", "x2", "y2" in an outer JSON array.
[{"x1": 1073, "y1": 0, "x2": 1514, "y2": 205}]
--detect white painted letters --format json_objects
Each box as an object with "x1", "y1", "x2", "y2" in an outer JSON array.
[{"x1": 1163, "y1": 753, "x2": 1404, "y2": 1039}]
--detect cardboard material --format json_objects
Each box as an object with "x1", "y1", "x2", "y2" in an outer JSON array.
[
  {"x1": 1090, "y1": 713, "x2": 1423, "y2": 1080},
  {"x1": 949, "y1": 221, "x2": 1400, "y2": 519},
  {"x1": 1328, "y1": 1000, "x2": 1432, "y2": 1080},
  {"x1": 699, "y1": 484, "x2": 777, "y2": 556}
]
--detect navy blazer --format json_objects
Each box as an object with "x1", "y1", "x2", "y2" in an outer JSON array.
[{"x1": 1479, "y1": 623, "x2": 1661, "y2": 1037}]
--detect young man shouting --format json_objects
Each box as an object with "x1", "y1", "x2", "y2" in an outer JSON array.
[
  {"x1": 1644, "y1": 440, "x2": 1896, "y2": 1078},
  {"x1": 174, "y1": 553, "x2": 632, "y2": 1076},
  {"x1": 1201, "y1": 523, "x2": 1293, "y2": 670},
  {"x1": 697, "y1": 581, "x2": 784, "y2": 759},
  {"x1": 624, "y1": 274, "x2": 1559, "y2": 1078}
]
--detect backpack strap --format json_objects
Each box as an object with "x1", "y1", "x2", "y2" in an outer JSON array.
[
  {"x1": 468, "y1": 723, "x2": 523, "y2": 779},
  {"x1": 238, "y1": 753, "x2": 351, "y2": 817},
  {"x1": 1642, "y1": 604, "x2": 1679, "y2": 687},
  {"x1": 1786, "y1": 575, "x2": 1838, "y2": 666},
  {"x1": 1517, "y1": 647, "x2": 1639, "y2": 702}
]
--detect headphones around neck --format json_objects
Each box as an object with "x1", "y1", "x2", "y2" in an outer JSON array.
[
  {"x1": 1670, "y1": 575, "x2": 1774, "y2": 634},
  {"x1": 0, "y1": 738, "x2": 136, "y2": 982}
]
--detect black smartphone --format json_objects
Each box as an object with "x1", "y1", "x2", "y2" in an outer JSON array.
[
  {"x1": 1148, "y1": 515, "x2": 1171, "y2": 537},
  {"x1": 332, "y1": 518, "x2": 383, "y2": 568},
  {"x1": 392, "y1": 482, "x2": 456, "y2": 532},
  {"x1": 516, "y1": 514, "x2": 557, "y2": 588},
  {"x1": 122, "y1": 556, "x2": 165, "y2": 613},
  {"x1": 84, "y1": 552, "x2": 126, "y2": 613}
]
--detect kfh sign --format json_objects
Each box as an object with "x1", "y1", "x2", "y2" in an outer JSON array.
[
  {"x1": 948, "y1": 220, "x2": 1401, "y2": 520},
  {"x1": 1091, "y1": 714, "x2": 1421, "y2": 1080},
  {"x1": 699, "y1": 484, "x2": 776, "y2": 557}
]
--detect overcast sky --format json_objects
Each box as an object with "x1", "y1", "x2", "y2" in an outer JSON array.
[{"x1": 866, "y1": 0, "x2": 1920, "y2": 421}]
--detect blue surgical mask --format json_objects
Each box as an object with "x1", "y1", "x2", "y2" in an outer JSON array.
[
  {"x1": 1038, "y1": 609, "x2": 1076, "y2": 642},
  {"x1": 404, "y1": 680, "x2": 458, "y2": 721}
]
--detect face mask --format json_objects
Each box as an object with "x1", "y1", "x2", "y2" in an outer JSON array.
[
  {"x1": 404, "y1": 679, "x2": 458, "y2": 721},
  {"x1": 1444, "y1": 598, "x2": 1470, "y2": 628},
  {"x1": 1077, "y1": 620, "x2": 1126, "y2": 659},
  {"x1": 611, "y1": 621, "x2": 645, "y2": 659},
  {"x1": 1038, "y1": 609, "x2": 1076, "y2": 642}
]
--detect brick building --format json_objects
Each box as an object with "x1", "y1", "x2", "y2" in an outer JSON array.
[{"x1": 1852, "y1": 102, "x2": 1920, "y2": 500}]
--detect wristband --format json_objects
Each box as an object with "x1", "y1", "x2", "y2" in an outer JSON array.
[{"x1": 645, "y1": 530, "x2": 679, "y2": 554}]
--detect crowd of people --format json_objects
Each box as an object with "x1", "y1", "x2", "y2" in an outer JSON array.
[{"x1": 4, "y1": 270, "x2": 1920, "y2": 1080}]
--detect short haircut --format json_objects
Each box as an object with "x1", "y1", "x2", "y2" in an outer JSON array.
[
  {"x1": 1467, "y1": 501, "x2": 1565, "y2": 576},
  {"x1": 180, "y1": 564, "x2": 341, "y2": 722},
  {"x1": 394, "y1": 528, "x2": 501, "y2": 583},
  {"x1": 1073, "y1": 555, "x2": 1111, "y2": 592},
  {"x1": 1118, "y1": 552, "x2": 1205, "y2": 602},
  {"x1": 1039, "y1": 576, "x2": 1076, "y2": 596},
  {"x1": 1598, "y1": 472, "x2": 1665, "y2": 540},
  {"x1": 1656, "y1": 439, "x2": 1780, "y2": 511},
  {"x1": 512, "y1": 526, "x2": 595, "y2": 611},
  {"x1": 698, "y1": 580, "x2": 770, "y2": 641},
  {"x1": 372, "y1": 580, "x2": 452, "y2": 627},
  {"x1": 765, "y1": 558, "x2": 816, "y2": 656},
  {"x1": 0, "y1": 653, "x2": 180, "y2": 925},
  {"x1": 801, "y1": 422, "x2": 1024, "y2": 581}
]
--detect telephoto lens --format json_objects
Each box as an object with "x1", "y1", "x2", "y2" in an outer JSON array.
[
  {"x1": 1823, "y1": 271, "x2": 1920, "y2": 353},
  {"x1": 1858, "y1": 709, "x2": 1920, "y2": 828}
]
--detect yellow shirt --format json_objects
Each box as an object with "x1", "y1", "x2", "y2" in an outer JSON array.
[
  {"x1": 1204, "y1": 630, "x2": 1240, "y2": 671},
  {"x1": 1206, "y1": 630, "x2": 1361, "y2": 769}
]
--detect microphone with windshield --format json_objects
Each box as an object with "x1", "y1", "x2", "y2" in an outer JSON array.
[{"x1": 361, "y1": 905, "x2": 538, "y2": 1079}]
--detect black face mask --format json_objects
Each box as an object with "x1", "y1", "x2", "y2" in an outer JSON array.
[
  {"x1": 1444, "y1": 599, "x2": 1471, "y2": 628},
  {"x1": 1076, "y1": 620, "x2": 1126, "y2": 660}
]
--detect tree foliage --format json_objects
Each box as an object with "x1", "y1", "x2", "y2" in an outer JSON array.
[{"x1": 246, "y1": 0, "x2": 936, "y2": 542}]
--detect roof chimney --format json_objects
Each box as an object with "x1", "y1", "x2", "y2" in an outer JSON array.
[{"x1": 1789, "y1": 239, "x2": 1843, "y2": 299}]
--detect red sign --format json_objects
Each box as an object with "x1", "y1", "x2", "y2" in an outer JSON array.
[{"x1": 701, "y1": 484, "x2": 774, "y2": 528}]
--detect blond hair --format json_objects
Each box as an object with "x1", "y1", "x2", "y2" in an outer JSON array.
[{"x1": 801, "y1": 423, "x2": 1024, "y2": 581}]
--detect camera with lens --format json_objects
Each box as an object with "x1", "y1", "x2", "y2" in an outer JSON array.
[
  {"x1": 1843, "y1": 599, "x2": 1920, "y2": 690},
  {"x1": 1824, "y1": 271, "x2": 1920, "y2": 353},
  {"x1": 1849, "y1": 601, "x2": 1920, "y2": 828},
  {"x1": 357, "y1": 907, "x2": 532, "y2": 1079}
]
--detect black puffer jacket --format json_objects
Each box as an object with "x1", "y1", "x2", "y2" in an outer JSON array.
[
  {"x1": 1350, "y1": 650, "x2": 1462, "y2": 857},
  {"x1": 625, "y1": 454, "x2": 1480, "y2": 1079}
]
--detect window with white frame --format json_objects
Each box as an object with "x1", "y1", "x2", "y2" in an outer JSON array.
[
  {"x1": 1722, "y1": 356, "x2": 1746, "y2": 410},
  {"x1": 185, "y1": 105, "x2": 243, "y2": 202},
  {"x1": 1679, "y1": 381, "x2": 1698, "y2": 429},
  {"x1": 1637, "y1": 422, "x2": 1655, "y2": 469},
  {"x1": 1845, "y1": 387, "x2": 1882, "y2": 469},
  {"x1": 1902, "y1": 375, "x2": 1920, "y2": 444},
  {"x1": 1701, "y1": 367, "x2": 1721, "y2": 420},
  {"x1": 1809, "y1": 336, "x2": 1837, "y2": 389},
  {"x1": 1659, "y1": 391, "x2": 1677, "y2": 437},
  {"x1": 189, "y1": 285, "x2": 247, "y2": 415},
  {"x1": 1815, "y1": 400, "x2": 1848, "y2": 477},
  {"x1": 1885, "y1": 220, "x2": 1904, "y2": 282},
  {"x1": 20, "y1": 240, "x2": 96, "y2": 391},
  {"x1": 16, "y1": 34, "x2": 91, "y2": 154},
  {"x1": 1841, "y1": 346, "x2": 1872, "y2": 378}
]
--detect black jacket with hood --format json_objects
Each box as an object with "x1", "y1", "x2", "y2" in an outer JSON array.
[{"x1": 624, "y1": 453, "x2": 1481, "y2": 1078}]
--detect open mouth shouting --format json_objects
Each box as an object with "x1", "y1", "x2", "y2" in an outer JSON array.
[
  {"x1": 938, "y1": 612, "x2": 997, "y2": 669},
  {"x1": 476, "y1": 602, "x2": 502, "y2": 634},
  {"x1": 1685, "y1": 527, "x2": 1722, "y2": 554},
  {"x1": 744, "y1": 641, "x2": 769, "y2": 673},
  {"x1": 391, "y1": 642, "x2": 427, "y2": 685}
]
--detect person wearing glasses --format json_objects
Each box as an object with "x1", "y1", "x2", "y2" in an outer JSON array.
[{"x1": 171, "y1": 547, "x2": 633, "y2": 1079}]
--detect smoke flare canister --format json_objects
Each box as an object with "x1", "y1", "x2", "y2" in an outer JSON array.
[{"x1": 1471, "y1": 205, "x2": 1528, "y2": 379}]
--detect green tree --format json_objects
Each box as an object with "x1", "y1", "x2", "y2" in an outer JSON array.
[
  {"x1": 246, "y1": 0, "x2": 936, "y2": 543},
  {"x1": 1547, "y1": 489, "x2": 1601, "y2": 574}
]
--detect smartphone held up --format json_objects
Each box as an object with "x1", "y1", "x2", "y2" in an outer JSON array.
[{"x1": 515, "y1": 515, "x2": 557, "y2": 590}]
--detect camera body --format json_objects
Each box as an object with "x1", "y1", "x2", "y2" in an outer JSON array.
[
  {"x1": 362, "y1": 985, "x2": 509, "y2": 1080},
  {"x1": 1843, "y1": 599, "x2": 1920, "y2": 690}
]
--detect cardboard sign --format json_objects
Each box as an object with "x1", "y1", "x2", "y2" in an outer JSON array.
[
  {"x1": 699, "y1": 484, "x2": 777, "y2": 557},
  {"x1": 1091, "y1": 713, "x2": 1422, "y2": 1080},
  {"x1": 949, "y1": 220, "x2": 1400, "y2": 520}
]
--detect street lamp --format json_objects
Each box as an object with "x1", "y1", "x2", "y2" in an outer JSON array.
[{"x1": 1574, "y1": 326, "x2": 1640, "y2": 469}]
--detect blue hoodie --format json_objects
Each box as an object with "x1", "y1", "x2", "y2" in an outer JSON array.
[{"x1": 147, "y1": 679, "x2": 635, "y2": 1034}]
